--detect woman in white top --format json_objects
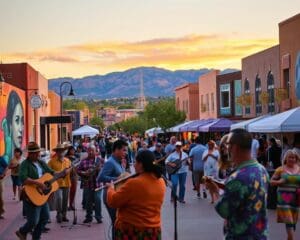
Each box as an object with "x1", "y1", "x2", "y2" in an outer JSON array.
[{"x1": 202, "y1": 140, "x2": 219, "y2": 203}]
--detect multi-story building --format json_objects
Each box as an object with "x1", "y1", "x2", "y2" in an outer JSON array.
[
  {"x1": 175, "y1": 83, "x2": 199, "y2": 120},
  {"x1": 241, "y1": 45, "x2": 281, "y2": 118},
  {"x1": 279, "y1": 13, "x2": 300, "y2": 109},
  {"x1": 0, "y1": 63, "x2": 71, "y2": 159}
]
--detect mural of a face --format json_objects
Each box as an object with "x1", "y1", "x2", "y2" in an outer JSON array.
[
  {"x1": 11, "y1": 102, "x2": 24, "y2": 148},
  {"x1": 296, "y1": 52, "x2": 300, "y2": 101}
]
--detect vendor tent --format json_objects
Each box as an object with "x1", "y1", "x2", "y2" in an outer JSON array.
[
  {"x1": 198, "y1": 118, "x2": 233, "y2": 132},
  {"x1": 72, "y1": 125, "x2": 99, "y2": 136},
  {"x1": 230, "y1": 115, "x2": 270, "y2": 131},
  {"x1": 145, "y1": 127, "x2": 164, "y2": 136},
  {"x1": 179, "y1": 119, "x2": 215, "y2": 132},
  {"x1": 167, "y1": 121, "x2": 195, "y2": 132},
  {"x1": 248, "y1": 107, "x2": 300, "y2": 133}
]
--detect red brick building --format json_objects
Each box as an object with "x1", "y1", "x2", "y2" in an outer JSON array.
[{"x1": 175, "y1": 83, "x2": 199, "y2": 120}]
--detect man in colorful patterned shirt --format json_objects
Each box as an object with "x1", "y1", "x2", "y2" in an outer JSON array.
[{"x1": 215, "y1": 128, "x2": 269, "y2": 240}]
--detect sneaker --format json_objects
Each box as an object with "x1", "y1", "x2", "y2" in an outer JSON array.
[
  {"x1": 197, "y1": 192, "x2": 201, "y2": 198},
  {"x1": 56, "y1": 216, "x2": 62, "y2": 223},
  {"x1": 42, "y1": 227, "x2": 50, "y2": 233},
  {"x1": 15, "y1": 230, "x2": 26, "y2": 240},
  {"x1": 83, "y1": 219, "x2": 92, "y2": 224},
  {"x1": 62, "y1": 217, "x2": 69, "y2": 222},
  {"x1": 179, "y1": 200, "x2": 186, "y2": 204},
  {"x1": 203, "y1": 191, "x2": 207, "y2": 199},
  {"x1": 96, "y1": 219, "x2": 103, "y2": 224}
]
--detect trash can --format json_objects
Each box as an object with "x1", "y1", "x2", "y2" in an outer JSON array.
[{"x1": 267, "y1": 170, "x2": 277, "y2": 210}]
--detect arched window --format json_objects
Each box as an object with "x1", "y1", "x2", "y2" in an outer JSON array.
[
  {"x1": 255, "y1": 75, "x2": 262, "y2": 115},
  {"x1": 267, "y1": 71, "x2": 275, "y2": 113},
  {"x1": 244, "y1": 78, "x2": 250, "y2": 114}
]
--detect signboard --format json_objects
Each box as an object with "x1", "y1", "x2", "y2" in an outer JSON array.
[{"x1": 30, "y1": 94, "x2": 42, "y2": 109}]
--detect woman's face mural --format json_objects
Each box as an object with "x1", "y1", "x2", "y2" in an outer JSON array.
[{"x1": 11, "y1": 102, "x2": 24, "y2": 148}]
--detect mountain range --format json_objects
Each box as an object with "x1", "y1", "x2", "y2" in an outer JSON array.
[{"x1": 48, "y1": 67, "x2": 238, "y2": 99}]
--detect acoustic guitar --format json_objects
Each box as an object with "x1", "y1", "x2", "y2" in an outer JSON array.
[
  {"x1": 166, "y1": 157, "x2": 189, "y2": 175},
  {"x1": 24, "y1": 169, "x2": 69, "y2": 206}
]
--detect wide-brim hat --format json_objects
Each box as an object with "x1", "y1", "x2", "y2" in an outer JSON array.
[
  {"x1": 27, "y1": 142, "x2": 41, "y2": 153},
  {"x1": 63, "y1": 141, "x2": 72, "y2": 148},
  {"x1": 175, "y1": 141, "x2": 182, "y2": 146},
  {"x1": 52, "y1": 143, "x2": 67, "y2": 151}
]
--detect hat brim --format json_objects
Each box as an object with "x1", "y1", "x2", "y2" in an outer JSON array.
[{"x1": 52, "y1": 147, "x2": 67, "y2": 151}]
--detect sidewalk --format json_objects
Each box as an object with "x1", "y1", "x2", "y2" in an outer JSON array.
[{"x1": 1, "y1": 173, "x2": 300, "y2": 240}]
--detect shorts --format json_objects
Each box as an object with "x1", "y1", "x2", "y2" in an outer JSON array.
[
  {"x1": 11, "y1": 175, "x2": 21, "y2": 186},
  {"x1": 193, "y1": 170, "x2": 204, "y2": 185}
]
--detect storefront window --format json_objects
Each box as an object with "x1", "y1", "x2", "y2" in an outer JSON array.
[
  {"x1": 244, "y1": 79, "x2": 250, "y2": 114},
  {"x1": 267, "y1": 71, "x2": 275, "y2": 113},
  {"x1": 255, "y1": 75, "x2": 262, "y2": 115}
]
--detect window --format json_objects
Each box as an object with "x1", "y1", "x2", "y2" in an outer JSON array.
[
  {"x1": 220, "y1": 84, "x2": 231, "y2": 115},
  {"x1": 255, "y1": 75, "x2": 262, "y2": 115},
  {"x1": 206, "y1": 93, "x2": 209, "y2": 111},
  {"x1": 267, "y1": 71, "x2": 275, "y2": 113},
  {"x1": 244, "y1": 79, "x2": 250, "y2": 114},
  {"x1": 211, "y1": 93, "x2": 214, "y2": 112},
  {"x1": 283, "y1": 69, "x2": 290, "y2": 98}
]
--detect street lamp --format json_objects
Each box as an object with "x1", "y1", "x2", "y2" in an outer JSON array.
[{"x1": 60, "y1": 81, "x2": 74, "y2": 143}]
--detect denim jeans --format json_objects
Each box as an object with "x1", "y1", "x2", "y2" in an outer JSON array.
[
  {"x1": 83, "y1": 188, "x2": 102, "y2": 221},
  {"x1": 103, "y1": 189, "x2": 116, "y2": 239},
  {"x1": 55, "y1": 187, "x2": 69, "y2": 219},
  {"x1": 171, "y1": 172, "x2": 187, "y2": 201},
  {"x1": 19, "y1": 200, "x2": 50, "y2": 240}
]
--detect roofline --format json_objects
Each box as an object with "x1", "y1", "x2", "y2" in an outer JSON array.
[
  {"x1": 279, "y1": 13, "x2": 300, "y2": 26},
  {"x1": 242, "y1": 44, "x2": 279, "y2": 61}
]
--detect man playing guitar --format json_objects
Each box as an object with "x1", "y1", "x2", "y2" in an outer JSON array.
[
  {"x1": 153, "y1": 142, "x2": 167, "y2": 177},
  {"x1": 16, "y1": 142, "x2": 69, "y2": 240},
  {"x1": 165, "y1": 141, "x2": 189, "y2": 203}
]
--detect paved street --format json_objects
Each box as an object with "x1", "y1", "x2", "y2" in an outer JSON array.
[{"x1": 1, "y1": 173, "x2": 300, "y2": 240}]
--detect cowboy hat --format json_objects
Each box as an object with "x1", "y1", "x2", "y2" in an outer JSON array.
[
  {"x1": 26, "y1": 142, "x2": 41, "y2": 153},
  {"x1": 52, "y1": 143, "x2": 67, "y2": 151}
]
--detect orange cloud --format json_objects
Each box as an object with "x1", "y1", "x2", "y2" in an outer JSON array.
[{"x1": 2, "y1": 34, "x2": 278, "y2": 78}]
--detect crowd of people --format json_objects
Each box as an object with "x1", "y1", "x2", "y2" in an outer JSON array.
[{"x1": 0, "y1": 130, "x2": 300, "y2": 239}]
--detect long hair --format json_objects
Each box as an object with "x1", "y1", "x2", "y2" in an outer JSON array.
[
  {"x1": 282, "y1": 149, "x2": 300, "y2": 165},
  {"x1": 136, "y1": 150, "x2": 162, "y2": 178}
]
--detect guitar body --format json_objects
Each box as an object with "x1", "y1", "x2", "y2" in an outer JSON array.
[
  {"x1": 24, "y1": 173, "x2": 59, "y2": 206},
  {"x1": 166, "y1": 159, "x2": 182, "y2": 175}
]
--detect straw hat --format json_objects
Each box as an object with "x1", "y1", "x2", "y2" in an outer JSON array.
[
  {"x1": 52, "y1": 143, "x2": 67, "y2": 151},
  {"x1": 26, "y1": 142, "x2": 41, "y2": 153},
  {"x1": 63, "y1": 141, "x2": 72, "y2": 148}
]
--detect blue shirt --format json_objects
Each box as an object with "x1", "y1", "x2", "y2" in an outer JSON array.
[
  {"x1": 166, "y1": 151, "x2": 189, "y2": 174},
  {"x1": 165, "y1": 143, "x2": 175, "y2": 155},
  {"x1": 189, "y1": 144, "x2": 207, "y2": 171},
  {"x1": 97, "y1": 155, "x2": 125, "y2": 183},
  {"x1": 0, "y1": 156, "x2": 8, "y2": 175}
]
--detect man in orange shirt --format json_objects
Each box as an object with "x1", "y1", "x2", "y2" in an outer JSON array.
[
  {"x1": 48, "y1": 144, "x2": 71, "y2": 223},
  {"x1": 106, "y1": 150, "x2": 166, "y2": 239}
]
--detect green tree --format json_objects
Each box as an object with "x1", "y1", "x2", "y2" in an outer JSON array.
[
  {"x1": 89, "y1": 116, "x2": 105, "y2": 129},
  {"x1": 143, "y1": 99, "x2": 186, "y2": 130}
]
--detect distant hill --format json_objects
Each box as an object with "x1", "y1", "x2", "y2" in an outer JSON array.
[{"x1": 48, "y1": 67, "x2": 238, "y2": 99}]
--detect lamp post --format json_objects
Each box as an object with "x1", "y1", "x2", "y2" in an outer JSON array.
[{"x1": 60, "y1": 81, "x2": 74, "y2": 143}]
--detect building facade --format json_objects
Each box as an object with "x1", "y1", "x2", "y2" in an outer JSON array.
[
  {"x1": 216, "y1": 71, "x2": 243, "y2": 119},
  {"x1": 198, "y1": 70, "x2": 219, "y2": 119},
  {"x1": 175, "y1": 83, "x2": 199, "y2": 120},
  {"x1": 279, "y1": 13, "x2": 300, "y2": 109},
  {"x1": 0, "y1": 63, "x2": 71, "y2": 158},
  {"x1": 241, "y1": 45, "x2": 281, "y2": 118}
]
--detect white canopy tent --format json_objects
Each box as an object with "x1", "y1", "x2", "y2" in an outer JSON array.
[
  {"x1": 145, "y1": 127, "x2": 164, "y2": 137},
  {"x1": 248, "y1": 107, "x2": 300, "y2": 133},
  {"x1": 72, "y1": 125, "x2": 99, "y2": 136},
  {"x1": 230, "y1": 115, "x2": 271, "y2": 131}
]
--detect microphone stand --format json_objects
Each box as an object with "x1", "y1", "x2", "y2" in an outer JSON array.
[{"x1": 161, "y1": 175, "x2": 178, "y2": 240}]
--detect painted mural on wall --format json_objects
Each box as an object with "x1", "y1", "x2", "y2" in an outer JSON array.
[
  {"x1": 296, "y1": 51, "x2": 300, "y2": 102},
  {"x1": 0, "y1": 83, "x2": 26, "y2": 164}
]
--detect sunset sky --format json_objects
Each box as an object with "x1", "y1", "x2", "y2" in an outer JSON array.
[{"x1": 0, "y1": 0, "x2": 299, "y2": 78}]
